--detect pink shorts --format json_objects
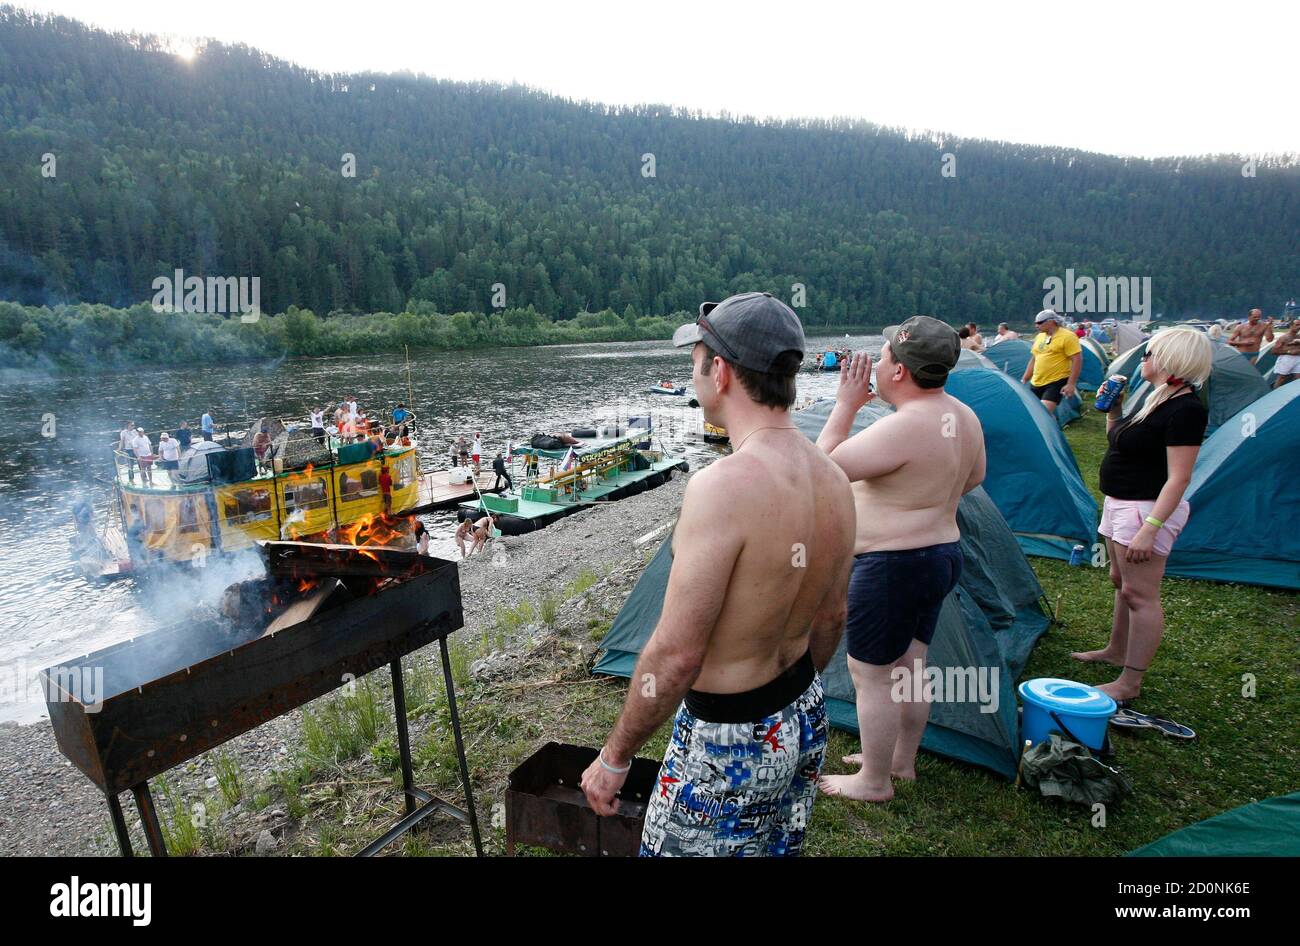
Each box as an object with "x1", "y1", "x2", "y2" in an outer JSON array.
[{"x1": 1099, "y1": 497, "x2": 1190, "y2": 558}]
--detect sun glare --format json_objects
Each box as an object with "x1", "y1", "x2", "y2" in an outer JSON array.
[{"x1": 173, "y1": 41, "x2": 196, "y2": 61}]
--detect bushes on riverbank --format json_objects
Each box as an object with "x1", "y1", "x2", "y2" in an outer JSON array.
[{"x1": 0, "y1": 300, "x2": 691, "y2": 372}]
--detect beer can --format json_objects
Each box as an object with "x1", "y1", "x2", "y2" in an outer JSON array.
[
  {"x1": 1069, "y1": 544, "x2": 1087, "y2": 566},
  {"x1": 1094, "y1": 375, "x2": 1128, "y2": 412}
]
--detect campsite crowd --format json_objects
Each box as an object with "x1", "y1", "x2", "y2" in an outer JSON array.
[{"x1": 578, "y1": 291, "x2": 1228, "y2": 858}]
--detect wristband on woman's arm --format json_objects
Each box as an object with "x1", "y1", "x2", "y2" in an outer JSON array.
[{"x1": 1144, "y1": 515, "x2": 1164, "y2": 528}]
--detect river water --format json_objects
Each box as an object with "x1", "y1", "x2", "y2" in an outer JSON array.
[{"x1": 0, "y1": 334, "x2": 882, "y2": 723}]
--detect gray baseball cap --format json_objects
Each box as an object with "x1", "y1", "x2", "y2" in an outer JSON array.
[
  {"x1": 672, "y1": 292, "x2": 806, "y2": 373},
  {"x1": 1035, "y1": 309, "x2": 1060, "y2": 325},
  {"x1": 882, "y1": 316, "x2": 961, "y2": 384}
]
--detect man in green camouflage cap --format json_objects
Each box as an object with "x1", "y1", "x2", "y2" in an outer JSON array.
[{"x1": 815, "y1": 316, "x2": 988, "y2": 802}]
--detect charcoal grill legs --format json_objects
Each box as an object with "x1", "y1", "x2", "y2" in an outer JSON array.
[
  {"x1": 132, "y1": 782, "x2": 167, "y2": 857},
  {"x1": 439, "y1": 636, "x2": 483, "y2": 855},
  {"x1": 100, "y1": 647, "x2": 483, "y2": 858},
  {"x1": 391, "y1": 658, "x2": 418, "y2": 817},
  {"x1": 354, "y1": 650, "x2": 483, "y2": 856},
  {"x1": 106, "y1": 783, "x2": 166, "y2": 856},
  {"x1": 106, "y1": 792, "x2": 133, "y2": 857}
]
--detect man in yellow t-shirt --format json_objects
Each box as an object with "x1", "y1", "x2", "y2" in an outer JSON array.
[{"x1": 1021, "y1": 309, "x2": 1082, "y2": 414}]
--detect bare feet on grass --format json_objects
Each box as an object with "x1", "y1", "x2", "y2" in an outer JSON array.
[
  {"x1": 840, "y1": 753, "x2": 916, "y2": 781},
  {"x1": 1095, "y1": 680, "x2": 1142, "y2": 703},
  {"x1": 1070, "y1": 648, "x2": 1125, "y2": 667},
  {"x1": 819, "y1": 772, "x2": 894, "y2": 802}
]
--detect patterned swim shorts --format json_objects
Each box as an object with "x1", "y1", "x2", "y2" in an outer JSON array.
[{"x1": 639, "y1": 657, "x2": 827, "y2": 857}]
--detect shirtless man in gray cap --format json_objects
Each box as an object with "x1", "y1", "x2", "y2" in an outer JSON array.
[
  {"x1": 581, "y1": 292, "x2": 855, "y2": 856},
  {"x1": 816, "y1": 316, "x2": 986, "y2": 802}
]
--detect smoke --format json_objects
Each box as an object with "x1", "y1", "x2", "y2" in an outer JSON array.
[{"x1": 133, "y1": 547, "x2": 268, "y2": 620}]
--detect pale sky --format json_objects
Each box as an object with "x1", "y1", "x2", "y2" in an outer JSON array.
[{"x1": 17, "y1": 0, "x2": 1300, "y2": 158}]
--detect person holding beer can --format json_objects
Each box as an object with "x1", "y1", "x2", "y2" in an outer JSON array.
[{"x1": 1071, "y1": 328, "x2": 1212, "y2": 703}]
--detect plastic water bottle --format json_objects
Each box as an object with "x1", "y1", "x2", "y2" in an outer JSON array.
[
  {"x1": 1094, "y1": 375, "x2": 1128, "y2": 412},
  {"x1": 1069, "y1": 544, "x2": 1087, "y2": 566}
]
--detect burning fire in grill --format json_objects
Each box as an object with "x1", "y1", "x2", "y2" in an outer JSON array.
[
  {"x1": 218, "y1": 536, "x2": 428, "y2": 639},
  {"x1": 337, "y1": 513, "x2": 412, "y2": 558}
]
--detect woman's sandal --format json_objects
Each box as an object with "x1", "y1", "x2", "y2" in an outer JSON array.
[{"x1": 1109, "y1": 707, "x2": 1196, "y2": 740}]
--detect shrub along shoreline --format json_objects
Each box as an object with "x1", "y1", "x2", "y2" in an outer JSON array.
[
  {"x1": 4, "y1": 298, "x2": 1032, "y2": 375},
  {"x1": 0, "y1": 299, "x2": 909, "y2": 374}
]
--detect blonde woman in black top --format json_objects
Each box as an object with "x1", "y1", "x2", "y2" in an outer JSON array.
[{"x1": 1072, "y1": 328, "x2": 1213, "y2": 703}]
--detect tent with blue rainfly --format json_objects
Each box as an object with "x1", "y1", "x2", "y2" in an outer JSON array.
[
  {"x1": 594, "y1": 399, "x2": 1053, "y2": 780},
  {"x1": 1076, "y1": 336, "x2": 1107, "y2": 391},
  {"x1": 1121, "y1": 340, "x2": 1270, "y2": 437},
  {"x1": 1079, "y1": 336, "x2": 1109, "y2": 389},
  {"x1": 1129, "y1": 792, "x2": 1300, "y2": 856},
  {"x1": 955, "y1": 349, "x2": 996, "y2": 371},
  {"x1": 1164, "y1": 381, "x2": 1300, "y2": 590},
  {"x1": 980, "y1": 338, "x2": 1081, "y2": 427},
  {"x1": 985, "y1": 337, "x2": 1033, "y2": 380},
  {"x1": 945, "y1": 370, "x2": 1098, "y2": 560}
]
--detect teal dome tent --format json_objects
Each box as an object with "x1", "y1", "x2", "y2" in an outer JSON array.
[
  {"x1": 946, "y1": 370, "x2": 1098, "y2": 559},
  {"x1": 983, "y1": 338, "x2": 1081, "y2": 427},
  {"x1": 1165, "y1": 382, "x2": 1300, "y2": 589}
]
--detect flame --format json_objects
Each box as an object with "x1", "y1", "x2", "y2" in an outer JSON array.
[{"x1": 336, "y1": 512, "x2": 411, "y2": 549}]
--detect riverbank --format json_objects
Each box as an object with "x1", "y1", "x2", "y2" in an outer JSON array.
[
  {"x1": 2, "y1": 404, "x2": 1294, "y2": 856},
  {"x1": 0, "y1": 469, "x2": 693, "y2": 855},
  {"x1": 0, "y1": 298, "x2": 897, "y2": 375}
]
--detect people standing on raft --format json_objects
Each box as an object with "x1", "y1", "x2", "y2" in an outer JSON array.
[
  {"x1": 130, "y1": 427, "x2": 154, "y2": 485},
  {"x1": 309, "y1": 407, "x2": 326, "y2": 445},
  {"x1": 492, "y1": 452, "x2": 513, "y2": 492}
]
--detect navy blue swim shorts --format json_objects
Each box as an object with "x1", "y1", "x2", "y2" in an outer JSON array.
[{"x1": 845, "y1": 541, "x2": 963, "y2": 666}]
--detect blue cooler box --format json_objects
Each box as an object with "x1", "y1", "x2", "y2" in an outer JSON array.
[{"x1": 1018, "y1": 678, "x2": 1116, "y2": 750}]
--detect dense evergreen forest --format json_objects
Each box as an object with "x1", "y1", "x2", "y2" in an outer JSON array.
[{"x1": 0, "y1": 7, "x2": 1296, "y2": 369}]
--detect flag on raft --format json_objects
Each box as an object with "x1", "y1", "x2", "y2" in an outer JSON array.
[{"x1": 561, "y1": 446, "x2": 577, "y2": 471}]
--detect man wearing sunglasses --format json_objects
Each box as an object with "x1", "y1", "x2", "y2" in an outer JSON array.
[
  {"x1": 581, "y1": 292, "x2": 855, "y2": 856},
  {"x1": 1022, "y1": 308, "x2": 1083, "y2": 413}
]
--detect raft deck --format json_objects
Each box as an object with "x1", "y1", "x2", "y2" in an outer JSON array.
[
  {"x1": 411, "y1": 469, "x2": 505, "y2": 512},
  {"x1": 458, "y1": 455, "x2": 688, "y2": 534}
]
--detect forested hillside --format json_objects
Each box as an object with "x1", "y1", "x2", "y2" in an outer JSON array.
[{"x1": 1, "y1": 6, "x2": 1296, "y2": 329}]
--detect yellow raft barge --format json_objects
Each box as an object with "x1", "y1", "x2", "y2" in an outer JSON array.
[{"x1": 111, "y1": 432, "x2": 420, "y2": 567}]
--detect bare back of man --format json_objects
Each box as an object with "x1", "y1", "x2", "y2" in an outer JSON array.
[
  {"x1": 845, "y1": 398, "x2": 983, "y2": 554},
  {"x1": 582, "y1": 291, "x2": 858, "y2": 856},
  {"x1": 683, "y1": 430, "x2": 855, "y2": 695}
]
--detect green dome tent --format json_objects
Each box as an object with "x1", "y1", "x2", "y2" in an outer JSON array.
[
  {"x1": 1122, "y1": 341, "x2": 1270, "y2": 437},
  {"x1": 593, "y1": 400, "x2": 1052, "y2": 780},
  {"x1": 946, "y1": 370, "x2": 1098, "y2": 560},
  {"x1": 1129, "y1": 792, "x2": 1300, "y2": 856},
  {"x1": 1165, "y1": 381, "x2": 1300, "y2": 589}
]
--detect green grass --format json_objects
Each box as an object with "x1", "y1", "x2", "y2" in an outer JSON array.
[
  {"x1": 156, "y1": 776, "x2": 202, "y2": 856},
  {"x1": 212, "y1": 751, "x2": 243, "y2": 807}
]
